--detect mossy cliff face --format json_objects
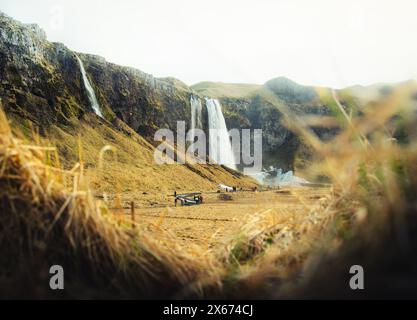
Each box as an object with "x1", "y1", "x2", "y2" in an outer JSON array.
[
  {"x1": 79, "y1": 54, "x2": 193, "y2": 139},
  {"x1": 218, "y1": 96, "x2": 295, "y2": 171},
  {"x1": 0, "y1": 11, "x2": 337, "y2": 173},
  {"x1": 0, "y1": 12, "x2": 259, "y2": 193},
  {"x1": 192, "y1": 78, "x2": 339, "y2": 171},
  {"x1": 0, "y1": 12, "x2": 195, "y2": 141},
  {"x1": 2, "y1": 11, "x2": 398, "y2": 174},
  {"x1": 0, "y1": 13, "x2": 93, "y2": 127}
]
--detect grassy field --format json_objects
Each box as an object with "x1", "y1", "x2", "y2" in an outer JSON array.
[
  {"x1": 7, "y1": 112, "x2": 258, "y2": 205},
  {"x1": 1, "y1": 80, "x2": 417, "y2": 298},
  {"x1": 115, "y1": 187, "x2": 330, "y2": 249}
]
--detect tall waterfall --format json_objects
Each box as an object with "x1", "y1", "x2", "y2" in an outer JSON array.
[
  {"x1": 76, "y1": 55, "x2": 103, "y2": 118},
  {"x1": 190, "y1": 96, "x2": 202, "y2": 139},
  {"x1": 205, "y1": 98, "x2": 236, "y2": 170}
]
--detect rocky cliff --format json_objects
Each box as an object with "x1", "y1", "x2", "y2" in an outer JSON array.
[
  {"x1": 1, "y1": 11, "x2": 404, "y2": 176},
  {"x1": 0, "y1": 12, "x2": 258, "y2": 196},
  {"x1": 192, "y1": 77, "x2": 340, "y2": 171},
  {"x1": 78, "y1": 55, "x2": 196, "y2": 138},
  {"x1": 0, "y1": 12, "x2": 86, "y2": 126},
  {"x1": 0, "y1": 12, "x2": 198, "y2": 140}
]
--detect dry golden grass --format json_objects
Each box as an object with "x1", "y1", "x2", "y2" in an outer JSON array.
[
  {"x1": 1, "y1": 104, "x2": 333, "y2": 299},
  {"x1": 216, "y1": 80, "x2": 417, "y2": 299},
  {"x1": 0, "y1": 106, "x2": 222, "y2": 298},
  {"x1": 127, "y1": 188, "x2": 330, "y2": 249},
  {"x1": 1, "y1": 79, "x2": 416, "y2": 299},
  {"x1": 8, "y1": 113, "x2": 258, "y2": 206}
]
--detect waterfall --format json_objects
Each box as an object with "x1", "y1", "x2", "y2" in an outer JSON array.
[
  {"x1": 190, "y1": 96, "x2": 202, "y2": 139},
  {"x1": 205, "y1": 98, "x2": 236, "y2": 170},
  {"x1": 76, "y1": 55, "x2": 103, "y2": 118}
]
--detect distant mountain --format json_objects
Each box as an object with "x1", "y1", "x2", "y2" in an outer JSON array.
[
  {"x1": 191, "y1": 81, "x2": 260, "y2": 99},
  {"x1": 264, "y1": 77, "x2": 318, "y2": 104}
]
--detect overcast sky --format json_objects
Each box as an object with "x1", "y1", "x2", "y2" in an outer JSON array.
[{"x1": 1, "y1": 0, "x2": 417, "y2": 88}]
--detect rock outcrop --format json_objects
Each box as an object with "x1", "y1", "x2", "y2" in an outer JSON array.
[
  {"x1": 2, "y1": 11, "x2": 398, "y2": 173},
  {"x1": 0, "y1": 12, "x2": 260, "y2": 194},
  {"x1": 192, "y1": 78, "x2": 339, "y2": 171},
  {"x1": 78, "y1": 54, "x2": 194, "y2": 138},
  {"x1": 0, "y1": 12, "x2": 198, "y2": 141}
]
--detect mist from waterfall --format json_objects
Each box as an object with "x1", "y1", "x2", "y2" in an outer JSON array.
[
  {"x1": 190, "y1": 96, "x2": 202, "y2": 140},
  {"x1": 205, "y1": 98, "x2": 236, "y2": 170},
  {"x1": 249, "y1": 167, "x2": 309, "y2": 187},
  {"x1": 76, "y1": 55, "x2": 103, "y2": 118}
]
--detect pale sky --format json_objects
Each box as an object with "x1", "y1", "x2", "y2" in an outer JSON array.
[{"x1": 1, "y1": 0, "x2": 417, "y2": 88}]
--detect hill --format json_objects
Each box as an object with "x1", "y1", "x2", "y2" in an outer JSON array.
[{"x1": 0, "y1": 11, "x2": 258, "y2": 199}]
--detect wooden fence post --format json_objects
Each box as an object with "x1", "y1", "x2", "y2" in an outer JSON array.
[{"x1": 131, "y1": 201, "x2": 135, "y2": 229}]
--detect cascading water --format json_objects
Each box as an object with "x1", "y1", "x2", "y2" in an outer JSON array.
[
  {"x1": 76, "y1": 55, "x2": 103, "y2": 118},
  {"x1": 205, "y1": 98, "x2": 236, "y2": 170},
  {"x1": 190, "y1": 96, "x2": 202, "y2": 139}
]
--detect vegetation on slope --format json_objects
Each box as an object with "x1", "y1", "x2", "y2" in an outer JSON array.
[
  {"x1": 0, "y1": 106, "x2": 222, "y2": 298},
  {"x1": 191, "y1": 81, "x2": 261, "y2": 99},
  {"x1": 7, "y1": 111, "x2": 257, "y2": 207},
  {"x1": 1, "y1": 10, "x2": 417, "y2": 299},
  {"x1": 1, "y1": 79, "x2": 416, "y2": 298}
]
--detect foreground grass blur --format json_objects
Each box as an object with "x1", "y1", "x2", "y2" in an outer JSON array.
[{"x1": 0, "y1": 80, "x2": 416, "y2": 298}]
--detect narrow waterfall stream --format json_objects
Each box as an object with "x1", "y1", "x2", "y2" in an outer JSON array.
[
  {"x1": 190, "y1": 96, "x2": 203, "y2": 140},
  {"x1": 76, "y1": 55, "x2": 103, "y2": 118}
]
